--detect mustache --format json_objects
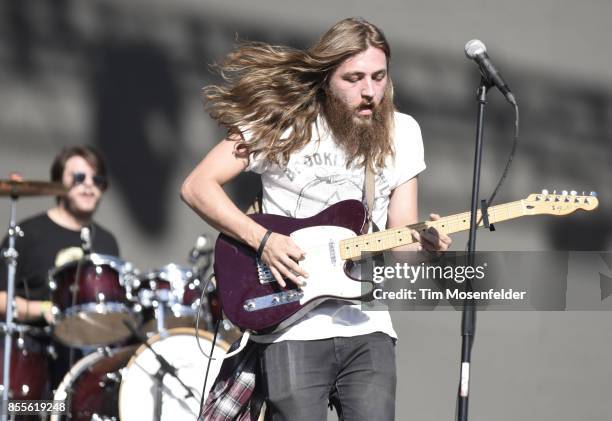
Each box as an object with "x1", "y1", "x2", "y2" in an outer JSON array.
[{"x1": 357, "y1": 100, "x2": 374, "y2": 109}]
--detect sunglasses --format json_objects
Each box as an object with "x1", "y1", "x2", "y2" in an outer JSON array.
[{"x1": 72, "y1": 172, "x2": 108, "y2": 190}]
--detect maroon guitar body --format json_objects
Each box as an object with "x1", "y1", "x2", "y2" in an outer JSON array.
[{"x1": 213, "y1": 200, "x2": 368, "y2": 334}]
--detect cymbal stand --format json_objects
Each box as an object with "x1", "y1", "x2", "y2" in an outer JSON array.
[
  {"x1": 1, "y1": 195, "x2": 23, "y2": 421},
  {"x1": 154, "y1": 301, "x2": 166, "y2": 334}
]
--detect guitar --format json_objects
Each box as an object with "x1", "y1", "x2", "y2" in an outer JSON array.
[{"x1": 213, "y1": 191, "x2": 598, "y2": 333}]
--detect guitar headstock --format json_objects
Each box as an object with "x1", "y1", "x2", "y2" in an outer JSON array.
[{"x1": 523, "y1": 190, "x2": 599, "y2": 216}]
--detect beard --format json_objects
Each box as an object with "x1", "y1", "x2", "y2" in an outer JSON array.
[
  {"x1": 61, "y1": 193, "x2": 99, "y2": 221},
  {"x1": 322, "y1": 87, "x2": 394, "y2": 168}
]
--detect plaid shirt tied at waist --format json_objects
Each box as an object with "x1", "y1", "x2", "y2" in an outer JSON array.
[{"x1": 200, "y1": 338, "x2": 263, "y2": 421}]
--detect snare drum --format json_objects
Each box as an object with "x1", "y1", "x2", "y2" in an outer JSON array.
[
  {"x1": 49, "y1": 253, "x2": 140, "y2": 347},
  {"x1": 134, "y1": 264, "x2": 203, "y2": 333},
  {"x1": 0, "y1": 323, "x2": 50, "y2": 400}
]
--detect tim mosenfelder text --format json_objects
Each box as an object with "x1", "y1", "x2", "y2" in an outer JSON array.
[{"x1": 371, "y1": 262, "x2": 527, "y2": 302}]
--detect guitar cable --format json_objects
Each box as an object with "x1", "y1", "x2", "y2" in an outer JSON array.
[
  {"x1": 476, "y1": 102, "x2": 519, "y2": 227},
  {"x1": 195, "y1": 272, "x2": 219, "y2": 418}
]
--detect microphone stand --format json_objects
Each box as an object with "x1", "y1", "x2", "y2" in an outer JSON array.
[
  {"x1": 123, "y1": 320, "x2": 197, "y2": 421},
  {"x1": 457, "y1": 77, "x2": 492, "y2": 421}
]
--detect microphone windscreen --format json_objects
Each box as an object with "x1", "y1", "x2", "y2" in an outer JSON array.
[{"x1": 465, "y1": 39, "x2": 487, "y2": 59}]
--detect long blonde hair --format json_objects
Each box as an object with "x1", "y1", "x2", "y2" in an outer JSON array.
[{"x1": 203, "y1": 17, "x2": 394, "y2": 168}]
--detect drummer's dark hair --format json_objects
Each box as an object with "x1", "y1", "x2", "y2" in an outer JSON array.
[{"x1": 51, "y1": 146, "x2": 108, "y2": 201}]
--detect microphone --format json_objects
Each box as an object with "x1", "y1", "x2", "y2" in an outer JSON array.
[
  {"x1": 188, "y1": 234, "x2": 211, "y2": 264},
  {"x1": 80, "y1": 226, "x2": 92, "y2": 254},
  {"x1": 464, "y1": 39, "x2": 517, "y2": 106}
]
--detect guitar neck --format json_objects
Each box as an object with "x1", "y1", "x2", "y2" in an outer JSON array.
[{"x1": 339, "y1": 200, "x2": 526, "y2": 260}]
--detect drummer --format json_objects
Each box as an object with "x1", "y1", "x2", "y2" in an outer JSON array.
[{"x1": 0, "y1": 145, "x2": 119, "y2": 390}]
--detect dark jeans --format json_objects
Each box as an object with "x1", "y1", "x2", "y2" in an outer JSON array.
[{"x1": 258, "y1": 332, "x2": 396, "y2": 421}]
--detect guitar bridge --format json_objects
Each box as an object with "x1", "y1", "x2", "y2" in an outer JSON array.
[
  {"x1": 256, "y1": 258, "x2": 275, "y2": 284},
  {"x1": 243, "y1": 290, "x2": 304, "y2": 311}
]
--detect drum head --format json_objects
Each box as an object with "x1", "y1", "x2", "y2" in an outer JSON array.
[{"x1": 119, "y1": 328, "x2": 229, "y2": 420}]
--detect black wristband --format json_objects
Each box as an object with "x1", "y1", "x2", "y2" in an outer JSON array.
[{"x1": 257, "y1": 229, "x2": 273, "y2": 258}]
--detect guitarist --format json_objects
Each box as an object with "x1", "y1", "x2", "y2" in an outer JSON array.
[{"x1": 182, "y1": 17, "x2": 451, "y2": 421}]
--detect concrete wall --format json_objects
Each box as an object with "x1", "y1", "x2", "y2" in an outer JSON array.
[{"x1": 1, "y1": 1, "x2": 611, "y2": 419}]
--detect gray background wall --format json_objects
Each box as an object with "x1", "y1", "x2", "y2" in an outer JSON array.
[{"x1": 1, "y1": 1, "x2": 611, "y2": 419}]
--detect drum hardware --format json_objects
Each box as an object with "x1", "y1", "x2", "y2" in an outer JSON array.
[
  {"x1": 187, "y1": 234, "x2": 212, "y2": 266},
  {"x1": 97, "y1": 346, "x2": 114, "y2": 357},
  {"x1": 1, "y1": 185, "x2": 28, "y2": 420},
  {"x1": 153, "y1": 303, "x2": 167, "y2": 335},
  {"x1": 47, "y1": 344, "x2": 58, "y2": 360},
  {"x1": 132, "y1": 264, "x2": 206, "y2": 335},
  {"x1": 104, "y1": 371, "x2": 121, "y2": 384}
]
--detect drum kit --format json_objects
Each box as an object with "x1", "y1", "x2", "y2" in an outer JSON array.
[{"x1": 1, "y1": 180, "x2": 238, "y2": 420}]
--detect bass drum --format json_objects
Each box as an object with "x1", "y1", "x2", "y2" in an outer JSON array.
[
  {"x1": 51, "y1": 329, "x2": 228, "y2": 421},
  {"x1": 119, "y1": 328, "x2": 229, "y2": 420},
  {"x1": 51, "y1": 346, "x2": 136, "y2": 421}
]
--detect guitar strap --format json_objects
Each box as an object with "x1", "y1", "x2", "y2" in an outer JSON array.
[
  {"x1": 363, "y1": 161, "x2": 375, "y2": 234},
  {"x1": 245, "y1": 190, "x2": 263, "y2": 215}
]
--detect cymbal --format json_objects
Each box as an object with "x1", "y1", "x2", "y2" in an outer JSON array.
[{"x1": 0, "y1": 180, "x2": 67, "y2": 197}]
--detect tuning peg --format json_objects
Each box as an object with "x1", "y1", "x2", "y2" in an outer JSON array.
[
  {"x1": 570, "y1": 190, "x2": 577, "y2": 196},
  {"x1": 541, "y1": 189, "x2": 549, "y2": 195},
  {"x1": 590, "y1": 191, "x2": 598, "y2": 197},
  {"x1": 562, "y1": 191, "x2": 571, "y2": 202},
  {"x1": 553, "y1": 189, "x2": 557, "y2": 195}
]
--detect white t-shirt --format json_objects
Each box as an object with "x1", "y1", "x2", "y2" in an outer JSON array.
[{"x1": 244, "y1": 111, "x2": 426, "y2": 342}]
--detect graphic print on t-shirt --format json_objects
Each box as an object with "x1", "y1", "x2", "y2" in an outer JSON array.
[
  {"x1": 281, "y1": 149, "x2": 391, "y2": 219},
  {"x1": 293, "y1": 167, "x2": 362, "y2": 218}
]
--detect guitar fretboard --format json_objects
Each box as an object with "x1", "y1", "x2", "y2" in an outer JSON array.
[{"x1": 339, "y1": 200, "x2": 526, "y2": 260}]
